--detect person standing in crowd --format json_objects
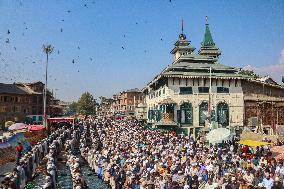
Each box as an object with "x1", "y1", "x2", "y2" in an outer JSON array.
[{"x1": 16, "y1": 142, "x2": 23, "y2": 163}]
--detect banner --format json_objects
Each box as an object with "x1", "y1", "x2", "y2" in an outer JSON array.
[{"x1": 8, "y1": 133, "x2": 31, "y2": 153}]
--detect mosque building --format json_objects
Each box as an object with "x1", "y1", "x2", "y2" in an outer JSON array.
[{"x1": 143, "y1": 18, "x2": 284, "y2": 137}]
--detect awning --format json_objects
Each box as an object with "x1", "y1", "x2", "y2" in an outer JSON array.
[
  {"x1": 155, "y1": 121, "x2": 178, "y2": 126},
  {"x1": 27, "y1": 125, "x2": 44, "y2": 131},
  {"x1": 47, "y1": 117, "x2": 74, "y2": 123},
  {"x1": 8, "y1": 123, "x2": 27, "y2": 131},
  {"x1": 240, "y1": 140, "x2": 272, "y2": 147}
]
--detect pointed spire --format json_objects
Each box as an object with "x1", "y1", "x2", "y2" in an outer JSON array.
[
  {"x1": 198, "y1": 16, "x2": 221, "y2": 59},
  {"x1": 181, "y1": 18, "x2": 184, "y2": 34},
  {"x1": 171, "y1": 19, "x2": 195, "y2": 61},
  {"x1": 202, "y1": 16, "x2": 215, "y2": 47},
  {"x1": 205, "y1": 16, "x2": 208, "y2": 25}
]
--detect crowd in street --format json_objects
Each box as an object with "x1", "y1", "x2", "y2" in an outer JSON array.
[
  {"x1": 2, "y1": 116, "x2": 284, "y2": 189},
  {"x1": 81, "y1": 117, "x2": 284, "y2": 189},
  {"x1": 1, "y1": 127, "x2": 71, "y2": 189}
]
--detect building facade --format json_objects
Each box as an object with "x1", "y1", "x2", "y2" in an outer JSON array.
[
  {"x1": 112, "y1": 88, "x2": 144, "y2": 116},
  {"x1": 0, "y1": 81, "x2": 54, "y2": 126},
  {"x1": 134, "y1": 103, "x2": 147, "y2": 121},
  {"x1": 143, "y1": 20, "x2": 284, "y2": 137}
]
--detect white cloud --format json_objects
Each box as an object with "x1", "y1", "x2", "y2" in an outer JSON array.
[{"x1": 243, "y1": 49, "x2": 284, "y2": 83}]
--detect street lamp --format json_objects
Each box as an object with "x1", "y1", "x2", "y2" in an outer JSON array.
[{"x1": 42, "y1": 44, "x2": 53, "y2": 131}]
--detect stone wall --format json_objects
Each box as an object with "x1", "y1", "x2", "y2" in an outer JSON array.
[{"x1": 243, "y1": 80, "x2": 284, "y2": 130}]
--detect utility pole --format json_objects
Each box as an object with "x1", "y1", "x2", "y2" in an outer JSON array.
[{"x1": 42, "y1": 44, "x2": 54, "y2": 133}]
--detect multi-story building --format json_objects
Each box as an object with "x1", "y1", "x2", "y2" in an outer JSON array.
[
  {"x1": 143, "y1": 19, "x2": 284, "y2": 137},
  {"x1": 0, "y1": 81, "x2": 54, "y2": 126},
  {"x1": 134, "y1": 103, "x2": 147, "y2": 121},
  {"x1": 112, "y1": 88, "x2": 144, "y2": 116}
]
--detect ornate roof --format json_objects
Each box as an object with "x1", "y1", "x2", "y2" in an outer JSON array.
[
  {"x1": 198, "y1": 17, "x2": 221, "y2": 58},
  {"x1": 202, "y1": 23, "x2": 215, "y2": 47}
]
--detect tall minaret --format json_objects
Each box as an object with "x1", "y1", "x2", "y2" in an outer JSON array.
[
  {"x1": 198, "y1": 16, "x2": 221, "y2": 59},
  {"x1": 170, "y1": 19, "x2": 195, "y2": 62}
]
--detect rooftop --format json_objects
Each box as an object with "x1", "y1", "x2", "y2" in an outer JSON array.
[{"x1": 0, "y1": 83, "x2": 29, "y2": 95}]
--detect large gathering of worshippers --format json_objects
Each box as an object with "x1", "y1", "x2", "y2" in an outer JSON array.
[
  {"x1": 1, "y1": 116, "x2": 284, "y2": 189},
  {"x1": 80, "y1": 118, "x2": 284, "y2": 189}
]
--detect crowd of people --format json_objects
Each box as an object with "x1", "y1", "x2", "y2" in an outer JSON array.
[
  {"x1": 1, "y1": 127, "x2": 70, "y2": 189},
  {"x1": 80, "y1": 117, "x2": 284, "y2": 189},
  {"x1": 2, "y1": 116, "x2": 284, "y2": 189},
  {"x1": 42, "y1": 128, "x2": 71, "y2": 189},
  {"x1": 66, "y1": 127, "x2": 87, "y2": 189}
]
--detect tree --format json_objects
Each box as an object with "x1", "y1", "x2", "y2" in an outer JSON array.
[
  {"x1": 77, "y1": 92, "x2": 96, "y2": 115},
  {"x1": 239, "y1": 69, "x2": 258, "y2": 77},
  {"x1": 64, "y1": 102, "x2": 77, "y2": 116}
]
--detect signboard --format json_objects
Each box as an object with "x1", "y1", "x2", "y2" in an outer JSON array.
[{"x1": 8, "y1": 133, "x2": 31, "y2": 153}]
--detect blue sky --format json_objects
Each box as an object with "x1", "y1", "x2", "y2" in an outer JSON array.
[{"x1": 0, "y1": 0, "x2": 283, "y2": 101}]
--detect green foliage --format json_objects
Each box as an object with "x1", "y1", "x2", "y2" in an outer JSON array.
[
  {"x1": 239, "y1": 69, "x2": 258, "y2": 77},
  {"x1": 77, "y1": 92, "x2": 96, "y2": 115},
  {"x1": 99, "y1": 96, "x2": 113, "y2": 105}
]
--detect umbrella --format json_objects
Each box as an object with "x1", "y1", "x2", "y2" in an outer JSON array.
[
  {"x1": 27, "y1": 125, "x2": 44, "y2": 131},
  {"x1": 239, "y1": 140, "x2": 272, "y2": 147},
  {"x1": 5, "y1": 121, "x2": 14, "y2": 128},
  {"x1": 206, "y1": 128, "x2": 231, "y2": 144},
  {"x1": 8, "y1": 123, "x2": 27, "y2": 130},
  {"x1": 271, "y1": 146, "x2": 284, "y2": 153},
  {"x1": 271, "y1": 146, "x2": 284, "y2": 160}
]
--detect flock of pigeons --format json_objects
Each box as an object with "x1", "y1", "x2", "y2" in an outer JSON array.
[{"x1": 0, "y1": 0, "x2": 172, "y2": 82}]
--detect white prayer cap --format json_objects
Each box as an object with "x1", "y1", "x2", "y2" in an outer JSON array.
[
  {"x1": 258, "y1": 183, "x2": 264, "y2": 187},
  {"x1": 184, "y1": 185, "x2": 190, "y2": 189}
]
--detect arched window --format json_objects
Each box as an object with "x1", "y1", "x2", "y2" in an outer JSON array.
[
  {"x1": 217, "y1": 102, "x2": 229, "y2": 126},
  {"x1": 179, "y1": 102, "x2": 193, "y2": 125},
  {"x1": 199, "y1": 102, "x2": 208, "y2": 126}
]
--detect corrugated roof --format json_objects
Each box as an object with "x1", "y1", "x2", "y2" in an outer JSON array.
[
  {"x1": 168, "y1": 62, "x2": 237, "y2": 70},
  {"x1": 163, "y1": 71, "x2": 251, "y2": 79},
  {"x1": 0, "y1": 83, "x2": 29, "y2": 95}
]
